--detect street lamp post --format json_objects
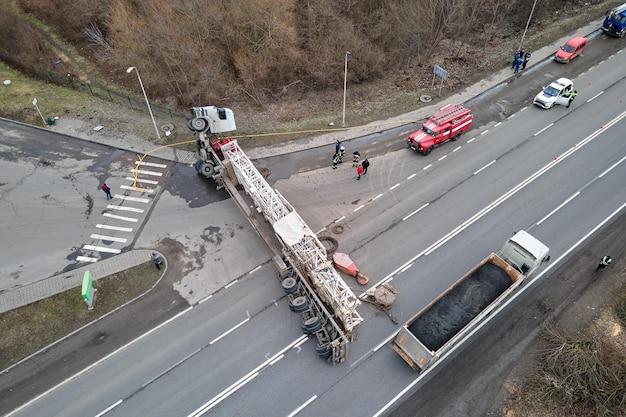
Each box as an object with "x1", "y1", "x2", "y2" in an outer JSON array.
[
  {"x1": 126, "y1": 66, "x2": 161, "y2": 141},
  {"x1": 518, "y1": 0, "x2": 539, "y2": 52},
  {"x1": 342, "y1": 51, "x2": 351, "y2": 127}
]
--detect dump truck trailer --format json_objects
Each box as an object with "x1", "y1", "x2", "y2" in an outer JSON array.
[{"x1": 392, "y1": 231, "x2": 549, "y2": 371}]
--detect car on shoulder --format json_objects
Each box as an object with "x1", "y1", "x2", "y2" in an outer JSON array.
[
  {"x1": 554, "y1": 36, "x2": 587, "y2": 63},
  {"x1": 533, "y1": 78, "x2": 574, "y2": 109}
]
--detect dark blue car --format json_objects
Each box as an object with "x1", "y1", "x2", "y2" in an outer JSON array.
[{"x1": 602, "y1": 3, "x2": 626, "y2": 37}]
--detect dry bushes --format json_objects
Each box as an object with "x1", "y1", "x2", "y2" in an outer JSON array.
[{"x1": 528, "y1": 325, "x2": 626, "y2": 417}]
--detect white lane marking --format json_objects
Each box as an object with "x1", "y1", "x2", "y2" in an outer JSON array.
[
  {"x1": 114, "y1": 195, "x2": 150, "y2": 203},
  {"x1": 188, "y1": 335, "x2": 307, "y2": 417},
  {"x1": 334, "y1": 216, "x2": 346, "y2": 223},
  {"x1": 390, "y1": 183, "x2": 400, "y2": 190},
  {"x1": 198, "y1": 294, "x2": 213, "y2": 304},
  {"x1": 269, "y1": 354, "x2": 284, "y2": 366},
  {"x1": 83, "y1": 245, "x2": 121, "y2": 254},
  {"x1": 102, "y1": 213, "x2": 138, "y2": 223},
  {"x1": 107, "y1": 205, "x2": 144, "y2": 213},
  {"x1": 93, "y1": 399, "x2": 123, "y2": 417},
  {"x1": 473, "y1": 160, "x2": 496, "y2": 175},
  {"x1": 374, "y1": 331, "x2": 401, "y2": 352},
  {"x1": 399, "y1": 262, "x2": 414, "y2": 274},
  {"x1": 4, "y1": 306, "x2": 194, "y2": 417},
  {"x1": 135, "y1": 161, "x2": 167, "y2": 168},
  {"x1": 316, "y1": 227, "x2": 327, "y2": 234},
  {"x1": 402, "y1": 203, "x2": 429, "y2": 221},
  {"x1": 587, "y1": 91, "x2": 604, "y2": 102},
  {"x1": 249, "y1": 265, "x2": 262, "y2": 274},
  {"x1": 373, "y1": 193, "x2": 383, "y2": 201},
  {"x1": 536, "y1": 192, "x2": 581, "y2": 225},
  {"x1": 125, "y1": 177, "x2": 158, "y2": 185},
  {"x1": 494, "y1": 122, "x2": 502, "y2": 128},
  {"x1": 120, "y1": 185, "x2": 155, "y2": 194},
  {"x1": 452, "y1": 146, "x2": 461, "y2": 153},
  {"x1": 598, "y1": 155, "x2": 626, "y2": 178},
  {"x1": 407, "y1": 173, "x2": 417, "y2": 180},
  {"x1": 467, "y1": 137, "x2": 476, "y2": 143},
  {"x1": 130, "y1": 168, "x2": 162, "y2": 177},
  {"x1": 96, "y1": 224, "x2": 133, "y2": 233},
  {"x1": 520, "y1": 106, "x2": 528, "y2": 111},
  {"x1": 480, "y1": 129, "x2": 489, "y2": 136},
  {"x1": 533, "y1": 123, "x2": 554, "y2": 137},
  {"x1": 354, "y1": 204, "x2": 365, "y2": 212},
  {"x1": 423, "y1": 164, "x2": 432, "y2": 170},
  {"x1": 438, "y1": 155, "x2": 447, "y2": 161},
  {"x1": 90, "y1": 234, "x2": 127, "y2": 243},
  {"x1": 371, "y1": 201, "x2": 626, "y2": 417},
  {"x1": 286, "y1": 395, "x2": 318, "y2": 417},
  {"x1": 76, "y1": 256, "x2": 98, "y2": 263},
  {"x1": 506, "y1": 114, "x2": 515, "y2": 120},
  {"x1": 293, "y1": 337, "x2": 309, "y2": 349},
  {"x1": 224, "y1": 279, "x2": 238, "y2": 289},
  {"x1": 209, "y1": 318, "x2": 250, "y2": 345}
]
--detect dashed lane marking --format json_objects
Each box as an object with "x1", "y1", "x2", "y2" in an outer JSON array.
[
  {"x1": 373, "y1": 193, "x2": 383, "y2": 201},
  {"x1": 389, "y1": 183, "x2": 400, "y2": 190},
  {"x1": 334, "y1": 216, "x2": 346, "y2": 223},
  {"x1": 114, "y1": 195, "x2": 150, "y2": 203},
  {"x1": 130, "y1": 168, "x2": 162, "y2": 177},
  {"x1": 494, "y1": 122, "x2": 502, "y2": 127},
  {"x1": 473, "y1": 160, "x2": 496, "y2": 175},
  {"x1": 76, "y1": 256, "x2": 98, "y2": 263},
  {"x1": 587, "y1": 91, "x2": 604, "y2": 102},
  {"x1": 135, "y1": 161, "x2": 167, "y2": 169},
  {"x1": 120, "y1": 185, "x2": 155, "y2": 193},
  {"x1": 83, "y1": 245, "x2": 121, "y2": 254},
  {"x1": 423, "y1": 164, "x2": 432, "y2": 170},
  {"x1": 452, "y1": 146, "x2": 462, "y2": 152},
  {"x1": 125, "y1": 177, "x2": 159, "y2": 185},
  {"x1": 467, "y1": 137, "x2": 476, "y2": 143},
  {"x1": 106, "y1": 205, "x2": 144, "y2": 213},
  {"x1": 480, "y1": 129, "x2": 489, "y2": 135},
  {"x1": 407, "y1": 173, "x2": 417, "y2": 180},
  {"x1": 90, "y1": 234, "x2": 127, "y2": 243},
  {"x1": 354, "y1": 204, "x2": 365, "y2": 212},
  {"x1": 438, "y1": 155, "x2": 447, "y2": 161},
  {"x1": 102, "y1": 213, "x2": 139, "y2": 223},
  {"x1": 96, "y1": 224, "x2": 133, "y2": 233},
  {"x1": 533, "y1": 123, "x2": 554, "y2": 137},
  {"x1": 402, "y1": 203, "x2": 429, "y2": 221}
]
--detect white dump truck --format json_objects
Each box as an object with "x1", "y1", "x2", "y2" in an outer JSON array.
[{"x1": 391, "y1": 230, "x2": 550, "y2": 371}]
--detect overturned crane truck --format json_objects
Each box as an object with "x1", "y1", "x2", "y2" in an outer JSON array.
[
  {"x1": 187, "y1": 106, "x2": 362, "y2": 364},
  {"x1": 392, "y1": 231, "x2": 550, "y2": 371}
]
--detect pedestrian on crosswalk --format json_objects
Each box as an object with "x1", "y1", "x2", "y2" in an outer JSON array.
[{"x1": 101, "y1": 183, "x2": 112, "y2": 200}]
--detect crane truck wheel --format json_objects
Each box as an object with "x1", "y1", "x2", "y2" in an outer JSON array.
[
  {"x1": 302, "y1": 316, "x2": 322, "y2": 334},
  {"x1": 188, "y1": 117, "x2": 209, "y2": 132},
  {"x1": 201, "y1": 161, "x2": 215, "y2": 178},
  {"x1": 281, "y1": 277, "x2": 298, "y2": 294},
  {"x1": 289, "y1": 296, "x2": 308, "y2": 312}
]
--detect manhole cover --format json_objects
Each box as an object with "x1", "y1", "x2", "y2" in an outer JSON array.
[
  {"x1": 419, "y1": 94, "x2": 432, "y2": 103},
  {"x1": 332, "y1": 225, "x2": 344, "y2": 234}
]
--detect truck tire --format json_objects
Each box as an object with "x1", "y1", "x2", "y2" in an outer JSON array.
[
  {"x1": 425, "y1": 146, "x2": 434, "y2": 155},
  {"x1": 188, "y1": 117, "x2": 208, "y2": 132},
  {"x1": 302, "y1": 316, "x2": 322, "y2": 334},
  {"x1": 451, "y1": 132, "x2": 460, "y2": 141},
  {"x1": 281, "y1": 277, "x2": 298, "y2": 294},
  {"x1": 201, "y1": 161, "x2": 215, "y2": 178},
  {"x1": 289, "y1": 296, "x2": 308, "y2": 312}
]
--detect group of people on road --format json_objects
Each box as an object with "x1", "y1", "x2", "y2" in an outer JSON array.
[
  {"x1": 512, "y1": 50, "x2": 531, "y2": 74},
  {"x1": 333, "y1": 140, "x2": 370, "y2": 180}
]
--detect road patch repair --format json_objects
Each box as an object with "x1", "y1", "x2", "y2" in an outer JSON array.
[{"x1": 0, "y1": 262, "x2": 160, "y2": 370}]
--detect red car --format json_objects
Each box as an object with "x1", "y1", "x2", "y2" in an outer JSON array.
[{"x1": 554, "y1": 36, "x2": 587, "y2": 63}]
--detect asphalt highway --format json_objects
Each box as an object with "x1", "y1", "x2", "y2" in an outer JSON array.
[{"x1": 5, "y1": 41, "x2": 626, "y2": 417}]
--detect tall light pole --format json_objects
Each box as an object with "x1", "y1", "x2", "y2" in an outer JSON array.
[
  {"x1": 518, "y1": 0, "x2": 539, "y2": 52},
  {"x1": 342, "y1": 51, "x2": 351, "y2": 127},
  {"x1": 126, "y1": 66, "x2": 161, "y2": 141}
]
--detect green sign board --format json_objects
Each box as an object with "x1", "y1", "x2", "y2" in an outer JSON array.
[{"x1": 82, "y1": 271, "x2": 95, "y2": 309}]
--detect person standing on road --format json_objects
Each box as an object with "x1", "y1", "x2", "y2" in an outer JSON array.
[
  {"x1": 337, "y1": 146, "x2": 346, "y2": 164},
  {"x1": 513, "y1": 57, "x2": 522, "y2": 73},
  {"x1": 335, "y1": 140, "x2": 341, "y2": 155},
  {"x1": 332, "y1": 152, "x2": 340, "y2": 170},
  {"x1": 361, "y1": 158, "x2": 370, "y2": 174},
  {"x1": 522, "y1": 51, "x2": 531, "y2": 70},
  {"x1": 595, "y1": 255, "x2": 612, "y2": 272},
  {"x1": 566, "y1": 89, "x2": 578, "y2": 108},
  {"x1": 352, "y1": 151, "x2": 361, "y2": 167},
  {"x1": 151, "y1": 252, "x2": 163, "y2": 270},
  {"x1": 101, "y1": 183, "x2": 112, "y2": 200},
  {"x1": 356, "y1": 164, "x2": 364, "y2": 180}
]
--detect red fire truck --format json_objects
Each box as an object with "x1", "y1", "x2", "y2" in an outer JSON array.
[{"x1": 407, "y1": 104, "x2": 473, "y2": 155}]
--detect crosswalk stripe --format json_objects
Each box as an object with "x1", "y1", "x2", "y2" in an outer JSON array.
[
  {"x1": 125, "y1": 177, "x2": 159, "y2": 185},
  {"x1": 90, "y1": 234, "x2": 127, "y2": 243},
  {"x1": 76, "y1": 256, "x2": 98, "y2": 263},
  {"x1": 135, "y1": 161, "x2": 167, "y2": 169},
  {"x1": 107, "y1": 205, "x2": 144, "y2": 213},
  {"x1": 120, "y1": 185, "x2": 155, "y2": 194},
  {"x1": 102, "y1": 213, "x2": 138, "y2": 222},
  {"x1": 130, "y1": 168, "x2": 162, "y2": 177},
  {"x1": 96, "y1": 224, "x2": 133, "y2": 232},
  {"x1": 113, "y1": 195, "x2": 150, "y2": 203},
  {"x1": 83, "y1": 245, "x2": 121, "y2": 254}
]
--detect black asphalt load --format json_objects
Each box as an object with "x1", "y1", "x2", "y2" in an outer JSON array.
[{"x1": 408, "y1": 262, "x2": 513, "y2": 352}]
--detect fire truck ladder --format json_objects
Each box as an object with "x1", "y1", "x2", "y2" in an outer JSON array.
[
  {"x1": 431, "y1": 104, "x2": 467, "y2": 124},
  {"x1": 219, "y1": 140, "x2": 363, "y2": 333}
]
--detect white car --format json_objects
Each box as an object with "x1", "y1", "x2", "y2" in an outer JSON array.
[{"x1": 533, "y1": 78, "x2": 574, "y2": 109}]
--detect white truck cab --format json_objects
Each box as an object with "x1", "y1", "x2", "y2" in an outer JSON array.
[
  {"x1": 533, "y1": 78, "x2": 574, "y2": 109},
  {"x1": 498, "y1": 230, "x2": 550, "y2": 277}
]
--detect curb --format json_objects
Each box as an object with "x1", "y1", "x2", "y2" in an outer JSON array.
[{"x1": 0, "y1": 251, "x2": 169, "y2": 376}]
